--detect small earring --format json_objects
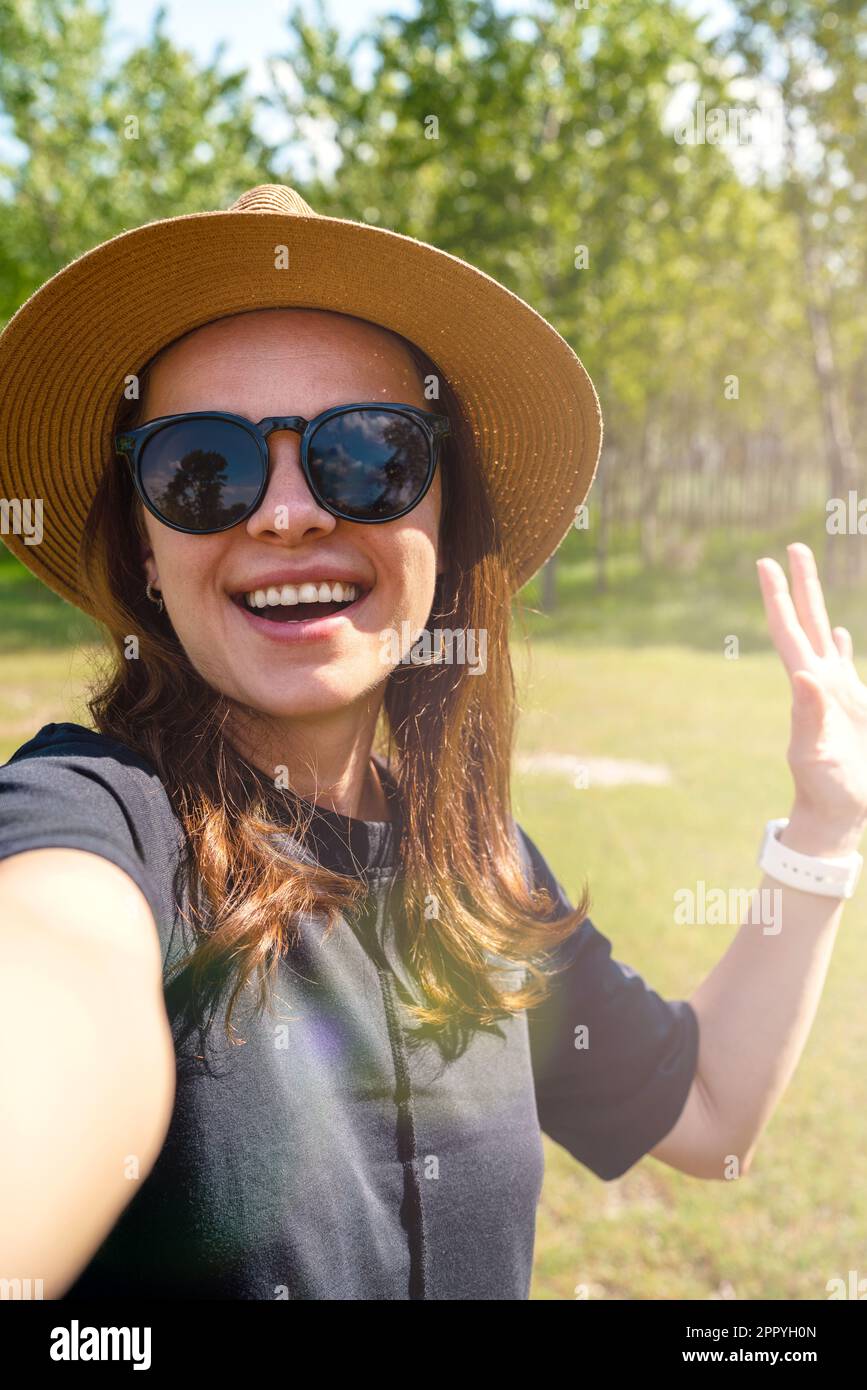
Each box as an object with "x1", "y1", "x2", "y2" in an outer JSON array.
[{"x1": 145, "y1": 581, "x2": 164, "y2": 613}]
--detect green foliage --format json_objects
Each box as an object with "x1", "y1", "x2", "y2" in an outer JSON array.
[
  {"x1": 264, "y1": 0, "x2": 857, "y2": 588},
  {"x1": 0, "y1": 0, "x2": 276, "y2": 328}
]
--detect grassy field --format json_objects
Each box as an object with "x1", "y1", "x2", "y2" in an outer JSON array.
[{"x1": 2, "y1": 519, "x2": 865, "y2": 1300}]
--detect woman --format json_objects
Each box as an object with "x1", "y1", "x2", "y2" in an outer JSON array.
[{"x1": 1, "y1": 185, "x2": 866, "y2": 1301}]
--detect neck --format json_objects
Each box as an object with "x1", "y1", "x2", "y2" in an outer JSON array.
[{"x1": 227, "y1": 700, "x2": 392, "y2": 822}]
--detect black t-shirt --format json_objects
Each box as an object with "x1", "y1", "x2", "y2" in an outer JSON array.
[{"x1": 0, "y1": 722, "x2": 699, "y2": 1300}]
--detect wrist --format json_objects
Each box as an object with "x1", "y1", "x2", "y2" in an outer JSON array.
[{"x1": 780, "y1": 805, "x2": 867, "y2": 859}]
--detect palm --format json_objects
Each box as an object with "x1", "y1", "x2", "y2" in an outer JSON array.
[{"x1": 757, "y1": 543, "x2": 867, "y2": 832}]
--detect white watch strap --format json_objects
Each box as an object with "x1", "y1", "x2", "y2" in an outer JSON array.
[{"x1": 758, "y1": 817, "x2": 863, "y2": 899}]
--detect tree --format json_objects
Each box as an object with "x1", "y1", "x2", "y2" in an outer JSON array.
[
  {"x1": 715, "y1": 0, "x2": 867, "y2": 585},
  {"x1": 0, "y1": 0, "x2": 276, "y2": 328}
]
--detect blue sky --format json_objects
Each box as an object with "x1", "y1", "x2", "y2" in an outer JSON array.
[
  {"x1": 107, "y1": 0, "x2": 736, "y2": 71},
  {"x1": 108, "y1": 0, "x2": 422, "y2": 82}
]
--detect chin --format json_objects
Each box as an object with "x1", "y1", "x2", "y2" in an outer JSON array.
[{"x1": 232, "y1": 669, "x2": 386, "y2": 721}]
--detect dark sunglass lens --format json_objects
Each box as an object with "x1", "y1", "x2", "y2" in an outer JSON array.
[
  {"x1": 307, "y1": 410, "x2": 431, "y2": 520},
  {"x1": 138, "y1": 418, "x2": 262, "y2": 531}
]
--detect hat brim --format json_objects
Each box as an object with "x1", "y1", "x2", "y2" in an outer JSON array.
[{"x1": 0, "y1": 206, "x2": 602, "y2": 610}]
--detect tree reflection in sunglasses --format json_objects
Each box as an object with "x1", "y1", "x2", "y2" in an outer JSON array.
[{"x1": 148, "y1": 414, "x2": 430, "y2": 527}]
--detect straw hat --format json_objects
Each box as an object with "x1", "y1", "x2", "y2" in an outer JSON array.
[{"x1": 0, "y1": 184, "x2": 603, "y2": 611}]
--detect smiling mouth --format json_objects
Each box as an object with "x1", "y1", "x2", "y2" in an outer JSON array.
[{"x1": 232, "y1": 581, "x2": 370, "y2": 623}]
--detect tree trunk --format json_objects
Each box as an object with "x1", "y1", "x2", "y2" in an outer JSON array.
[
  {"x1": 639, "y1": 404, "x2": 665, "y2": 569},
  {"x1": 595, "y1": 454, "x2": 609, "y2": 594},
  {"x1": 540, "y1": 556, "x2": 558, "y2": 612},
  {"x1": 799, "y1": 223, "x2": 862, "y2": 586}
]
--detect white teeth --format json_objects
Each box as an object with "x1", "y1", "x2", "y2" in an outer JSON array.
[{"x1": 242, "y1": 581, "x2": 362, "y2": 609}]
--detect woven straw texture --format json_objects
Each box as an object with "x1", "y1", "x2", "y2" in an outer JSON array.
[{"x1": 0, "y1": 184, "x2": 603, "y2": 611}]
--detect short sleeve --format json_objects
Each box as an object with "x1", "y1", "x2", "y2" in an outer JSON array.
[
  {"x1": 0, "y1": 722, "x2": 181, "y2": 951},
  {"x1": 516, "y1": 824, "x2": 699, "y2": 1181}
]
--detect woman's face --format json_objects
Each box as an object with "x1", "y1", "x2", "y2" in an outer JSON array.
[{"x1": 139, "y1": 308, "x2": 443, "y2": 723}]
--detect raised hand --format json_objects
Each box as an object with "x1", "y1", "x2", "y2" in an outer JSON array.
[{"x1": 756, "y1": 542, "x2": 867, "y2": 854}]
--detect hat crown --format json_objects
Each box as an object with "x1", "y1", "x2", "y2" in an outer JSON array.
[{"x1": 228, "y1": 183, "x2": 317, "y2": 218}]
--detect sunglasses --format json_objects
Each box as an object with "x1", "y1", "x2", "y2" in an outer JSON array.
[{"x1": 115, "y1": 402, "x2": 451, "y2": 534}]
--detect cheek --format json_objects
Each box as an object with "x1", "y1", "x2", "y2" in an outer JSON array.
[
  {"x1": 377, "y1": 517, "x2": 439, "y2": 613},
  {"x1": 399, "y1": 480, "x2": 441, "y2": 572},
  {"x1": 148, "y1": 528, "x2": 227, "y2": 609}
]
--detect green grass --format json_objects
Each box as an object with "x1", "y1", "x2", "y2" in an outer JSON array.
[
  {"x1": 0, "y1": 557, "x2": 101, "y2": 760},
  {"x1": 2, "y1": 520, "x2": 866, "y2": 1300}
]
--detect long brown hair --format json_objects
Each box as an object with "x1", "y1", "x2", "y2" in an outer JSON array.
[{"x1": 79, "y1": 312, "x2": 590, "y2": 1044}]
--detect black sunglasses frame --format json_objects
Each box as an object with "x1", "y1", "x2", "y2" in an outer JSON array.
[{"x1": 115, "y1": 401, "x2": 451, "y2": 535}]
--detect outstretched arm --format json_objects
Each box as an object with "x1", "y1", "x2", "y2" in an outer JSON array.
[
  {"x1": 0, "y1": 848, "x2": 176, "y2": 1294},
  {"x1": 651, "y1": 542, "x2": 867, "y2": 1179}
]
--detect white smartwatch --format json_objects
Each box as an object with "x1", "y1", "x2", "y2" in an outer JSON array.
[{"x1": 758, "y1": 817, "x2": 863, "y2": 900}]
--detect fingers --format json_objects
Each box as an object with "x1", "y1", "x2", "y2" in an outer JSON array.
[
  {"x1": 756, "y1": 554, "x2": 822, "y2": 675},
  {"x1": 833, "y1": 626, "x2": 854, "y2": 662},
  {"x1": 785, "y1": 542, "x2": 836, "y2": 657}
]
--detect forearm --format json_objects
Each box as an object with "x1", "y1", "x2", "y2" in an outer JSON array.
[
  {"x1": 688, "y1": 805, "x2": 861, "y2": 1171},
  {"x1": 0, "y1": 854, "x2": 176, "y2": 1296}
]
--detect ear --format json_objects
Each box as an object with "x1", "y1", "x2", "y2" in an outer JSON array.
[{"x1": 140, "y1": 539, "x2": 160, "y2": 589}]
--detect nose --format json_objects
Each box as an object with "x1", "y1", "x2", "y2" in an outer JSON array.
[{"x1": 244, "y1": 422, "x2": 337, "y2": 545}]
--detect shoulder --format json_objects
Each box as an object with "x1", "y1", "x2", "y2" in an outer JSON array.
[
  {"x1": 7, "y1": 720, "x2": 157, "y2": 774},
  {"x1": 2, "y1": 718, "x2": 183, "y2": 836},
  {"x1": 4, "y1": 721, "x2": 168, "y2": 804},
  {"x1": 512, "y1": 820, "x2": 572, "y2": 916},
  {"x1": 4, "y1": 719, "x2": 176, "y2": 819},
  {"x1": 0, "y1": 723, "x2": 184, "y2": 939}
]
